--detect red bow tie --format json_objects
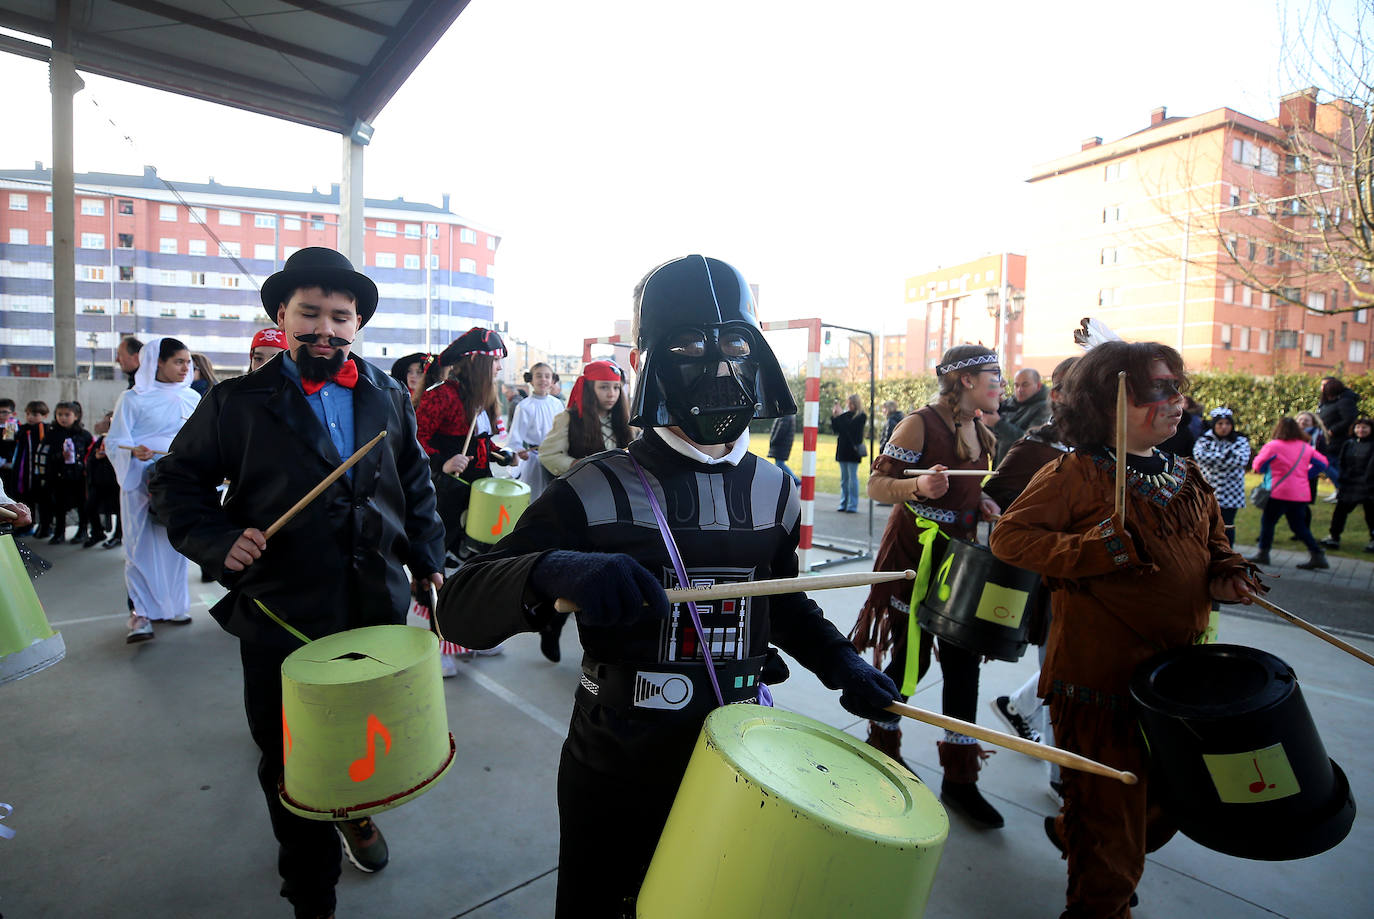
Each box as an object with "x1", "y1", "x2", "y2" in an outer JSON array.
[{"x1": 301, "y1": 360, "x2": 359, "y2": 396}]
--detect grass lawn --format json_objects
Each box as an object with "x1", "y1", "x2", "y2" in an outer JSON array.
[
  {"x1": 748, "y1": 432, "x2": 868, "y2": 497},
  {"x1": 1233, "y1": 473, "x2": 1373, "y2": 560}
]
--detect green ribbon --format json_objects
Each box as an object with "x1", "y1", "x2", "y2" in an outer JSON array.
[
  {"x1": 901, "y1": 511, "x2": 946, "y2": 695},
  {"x1": 253, "y1": 597, "x2": 312, "y2": 646}
]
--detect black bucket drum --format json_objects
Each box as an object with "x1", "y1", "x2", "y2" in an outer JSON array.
[
  {"x1": 1131, "y1": 644, "x2": 1356, "y2": 861},
  {"x1": 916, "y1": 539, "x2": 1040, "y2": 662}
]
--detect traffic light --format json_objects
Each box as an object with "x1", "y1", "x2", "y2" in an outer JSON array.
[{"x1": 823, "y1": 330, "x2": 831, "y2": 345}]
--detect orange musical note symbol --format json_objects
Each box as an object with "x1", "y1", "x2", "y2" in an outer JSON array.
[
  {"x1": 282, "y1": 705, "x2": 292, "y2": 762},
  {"x1": 1248, "y1": 757, "x2": 1275, "y2": 794},
  {"x1": 348, "y1": 714, "x2": 392, "y2": 783},
  {"x1": 490, "y1": 504, "x2": 511, "y2": 537}
]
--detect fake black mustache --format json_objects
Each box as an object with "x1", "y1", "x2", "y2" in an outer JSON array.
[{"x1": 295, "y1": 333, "x2": 353, "y2": 348}]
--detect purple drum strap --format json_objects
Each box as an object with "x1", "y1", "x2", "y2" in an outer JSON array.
[{"x1": 629, "y1": 455, "x2": 726, "y2": 709}]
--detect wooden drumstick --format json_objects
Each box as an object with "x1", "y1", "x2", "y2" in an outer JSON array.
[
  {"x1": 264, "y1": 431, "x2": 387, "y2": 539},
  {"x1": 902, "y1": 468, "x2": 997, "y2": 477},
  {"x1": 1250, "y1": 595, "x2": 1374, "y2": 668},
  {"x1": 0, "y1": 505, "x2": 17, "y2": 520},
  {"x1": 885, "y1": 701, "x2": 1138, "y2": 785},
  {"x1": 118, "y1": 444, "x2": 169, "y2": 455},
  {"x1": 1115, "y1": 371, "x2": 1128, "y2": 520},
  {"x1": 553, "y1": 568, "x2": 917, "y2": 614}
]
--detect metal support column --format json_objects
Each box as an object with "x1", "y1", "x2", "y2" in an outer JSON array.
[{"x1": 51, "y1": 0, "x2": 79, "y2": 378}]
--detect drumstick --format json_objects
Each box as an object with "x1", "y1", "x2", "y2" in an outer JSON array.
[
  {"x1": 118, "y1": 444, "x2": 169, "y2": 455},
  {"x1": 1115, "y1": 371, "x2": 1128, "y2": 520},
  {"x1": 0, "y1": 505, "x2": 17, "y2": 520},
  {"x1": 553, "y1": 569, "x2": 917, "y2": 614},
  {"x1": 1250, "y1": 596, "x2": 1374, "y2": 668},
  {"x1": 460, "y1": 423, "x2": 475, "y2": 458},
  {"x1": 263, "y1": 431, "x2": 387, "y2": 539},
  {"x1": 884, "y1": 701, "x2": 1138, "y2": 785},
  {"x1": 902, "y1": 469, "x2": 996, "y2": 477}
]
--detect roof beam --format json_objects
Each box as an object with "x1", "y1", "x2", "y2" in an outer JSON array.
[
  {"x1": 105, "y1": 0, "x2": 367, "y2": 75},
  {"x1": 273, "y1": 0, "x2": 391, "y2": 37},
  {"x1": 347, "y1": 0, "x2": 469, "y2": 122}
]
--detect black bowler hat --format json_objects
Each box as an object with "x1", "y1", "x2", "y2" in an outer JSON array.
[{"x1": 260, "y1": 247, "x2": 380, "y2": 326}]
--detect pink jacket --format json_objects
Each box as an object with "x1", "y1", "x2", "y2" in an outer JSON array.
[{"x1": 1251, "y1": 438, "x2": 1329, "y2": 502}]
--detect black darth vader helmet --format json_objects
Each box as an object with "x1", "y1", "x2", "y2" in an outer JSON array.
[{"x1": 630, "y1": 255, "x2": 796, "y2": 444}]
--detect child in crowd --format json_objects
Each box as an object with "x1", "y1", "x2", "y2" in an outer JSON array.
[
  {"x1": 83, "y1": 425, "x2": 122, "y2": 548},
  {"x1": 0, "y1": 397, "x2": 18, "y2": 503},
  {"x1": 507, "y1": 362, "x2": 564, "y2": 500},
  {"x1": 43, "y1": 401, "x2": 94, "y2": 544},
  {"x1": 1322, "y1": 416, "x2": 1374, "y2": 553},
  {"x1": 13, "y1": 400, "x2": 51, "y2": 537}
]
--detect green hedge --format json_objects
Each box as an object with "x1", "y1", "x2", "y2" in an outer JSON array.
[{"x1": 751, "y1": 369, "x2": 1373, "y2": 446}]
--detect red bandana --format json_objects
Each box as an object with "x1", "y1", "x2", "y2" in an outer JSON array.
[{"x1": 300, "y1": 359, "x2": 359, "y2": 396}]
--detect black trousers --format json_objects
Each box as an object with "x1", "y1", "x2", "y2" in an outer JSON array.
[
  {"x1": 240, "y1": 641, "x2": 341, "y2": 919},
  {"x1": 881, "y1": 630, "x2": 982, "y2": 725},
  {"x1": 1330, "y1": 499, "x2": 1374, "y2": 539},
  {"x1": 555, "y1": 745, "x2": 682, "y2": 919},
  {"x1": 50, "y1": 479, "x2": 87, "y2": 535}
]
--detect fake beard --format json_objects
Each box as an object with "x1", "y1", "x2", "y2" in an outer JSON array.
[{"x1": 294, "y1": 333, "x2": 350, "y2": 382}]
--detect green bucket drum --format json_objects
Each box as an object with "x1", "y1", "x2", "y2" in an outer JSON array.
[
  {"x1": 0, "y1": 534, "x2": 65, "y2": 685},
  {"x1": 464, "y1": 477, "x2": 530, "y2": 547},
  {"x1": 279, "y1": 625, "x2": 455, "y2": 820},
  {"x1": 637, "y1": 706, "x2": 948, "y2": 918}
]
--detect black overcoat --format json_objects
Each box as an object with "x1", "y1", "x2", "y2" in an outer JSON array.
[{"x1": 149, "y1": 354, "x2": 446, "y2": 649}]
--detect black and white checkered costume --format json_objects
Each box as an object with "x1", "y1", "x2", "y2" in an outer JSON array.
[{"x1": 1191, "y1": 431, "x2": 1252, "y2": 509}]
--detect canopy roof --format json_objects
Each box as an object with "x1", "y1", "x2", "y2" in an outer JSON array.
[{"x1": 0, "y1": 0, "x2": 470, "y2": 133}]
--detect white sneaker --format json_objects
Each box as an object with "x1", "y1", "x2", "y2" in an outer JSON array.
[
  {"x1": 1322, "y1": 493, "x2": 1340, "y2": 503},
  {"x1": 440, "y1": 653, "x2": 458, "y2": 678},
  {"x1": 474, "y1": 644, "x2": 505, "y2": 657},
  {"x1": 126, "y1": 615, "x2": 155, "y2": 644}
]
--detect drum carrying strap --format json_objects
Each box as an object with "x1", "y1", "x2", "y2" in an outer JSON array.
[
  {"x1": 629, "y1": 455, "x2": 726, "y2": 708},
  {"x1": 901, "y1": 511, "x2": 947, "y2": 695}
]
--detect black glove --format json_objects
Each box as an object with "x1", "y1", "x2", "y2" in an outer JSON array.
[
  {"x1": 531, "y1": 550, "x2": 670, "y2": 628},
  {"x1": 828, "y1": 649, "x2": 901, "y2": 721}
]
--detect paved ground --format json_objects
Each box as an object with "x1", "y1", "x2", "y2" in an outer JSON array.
[{"x1": 2, "y1": 507, "x2": 1372, "y2": 918}]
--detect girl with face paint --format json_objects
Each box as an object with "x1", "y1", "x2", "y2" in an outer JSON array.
[{"x1": 990, "y1": 340, "x2": 1265, "y2": 918}]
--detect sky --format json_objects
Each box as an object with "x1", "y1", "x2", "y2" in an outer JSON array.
[{"x1": 0, "y1": 0, "x2": 1334, "y2": 365}]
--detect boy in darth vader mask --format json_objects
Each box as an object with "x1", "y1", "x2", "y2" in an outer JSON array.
[{"x1": 437, "y1": 255, "x2": 899, "y2": 917}]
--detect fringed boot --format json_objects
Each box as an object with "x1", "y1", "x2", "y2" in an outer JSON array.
[
  {"x1": 866, "y1": 719, "x2": 904, "y2": 763},
  {"x1": 938, "y1": 738, "x2": 1004, "y2": 828}
]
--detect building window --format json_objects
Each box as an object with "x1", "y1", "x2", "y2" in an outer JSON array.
[
  {"x1": 46, "y1": 230, "x2": 52, "y2": 245},
  {"x1": 1223, "y1": 280, "x2": 1234, "y2": 303},
  {"x1": 1257, "y1": 329, "x2": 1270, "y2": 353},
  {"x1": 376, "y1": 222, "x2": 396, "y2": 238},
  {"x1": 1100, "y1": 247, "x2": 1118, "y2": 265},
  {"x1": 255, "y1": 214, "x2": 277, "y2": 229},
  {"x1": 1265, "y1": 246, "x2": 1275, "y2": 266},
  {"x1": 117, "y1": 233, "x2": 134, "y2": 249},
  {"x1": 118, "y1": 199, "x2": 135, "y2": 216},
  {"x1": 220, "y1": 241, "x2": 241, "y2": 258},
  {"x1": 1241, "y1": 286, "x2": 1253, "y2": 307},
  {"x1": 118, "y1": 266, "x2": 134, "y2": 281},
  {"x1": 221, "y1": 275, "x2": 241, "y2": 289},
  {"x1": 160, "y1": 204, "x2": 177, "y2": 221},
  {"x1": 484, "y1": 263, "x2": 496, "y2": 278},
  {"x1": 1276, "y1": 330, "x2": 1298, "y2": 349},
  {"x1": 189, "y1": 206, "x2": 207, "y2": 224},
  {"x1": 1356, "y1": 308, "x2": 1368, "y2": 324},
  {"x1": 405, "y1": 223, "x2": 421, "y2": 239},
  {"x1": 8, "y1": 193, "x2": 27, "y2": 210},
  {"x1": 1351, "y1": 341, "x2": 1367, "y2": 363},
  {"x1": 220, "y1": 209, "x2": 241, "y2": 225},
  {"x1": 8, "y1": 228, "x2": 28, "y2": 244},
  {"x1": 284, "y1": 216, "x2": 301, "y2": 231},
  {"x1": 190, "y1": 308, "x2": 207, "y2": 318},
  {"x1": 429, "y1": 254, "x2": 439, "y2": 269},
  {"x1": 375, "y1": 252, "x2": 396, "y2": 268},
  {"x1": 81, "y1": 302, "x2": 106, "y2": 314},
  {"x1": 1247, "y1": 240, "x2": 1257, "y2": 261},
  {"x1": 159, "y1": 270, "x2": 177, "y2": 285},
  {"x1": 81, "y1": 199, "x2": 105, "y2": 216},
  {"x1": 1315, "y1": 163, "x2": 1334, "y2": 188},
  {"x1": 1229, "y1": 186, "x2": 1241, "y2": 207},
  {"x1": 460, "y1": 228, "x2": 477, "y2": 244},
  {"x1": 1307, "y1": 291, "x2": 1326, "y2": 312},
  {"x1": 1261, "y1": 291, "x2": 1272, "y2": 309},
  {"x1": 83, "y1": 265, "x2": 107, "y2": 282},
  {"x1": 1104, "y1": 162, "x2": 1128, "y2": 182},
  {"x1": 1340, "y1": 321, "x2": 1348, "y2": 342},
  {"x1": 404, "y1": 254, "x2": 421, "y2": 270},
  {"x1": 254, "y1": 244, "x2": 276, "y2": 261},
  {"x1": 120, "y1": 299, "x2": 134, "y2": 315},
  {"x1": 1097, "y1": 287, "x2": 1119, "y2": 307},
  {"x1": 189, "y1": 239, "x2": 207, "y2": 256},
  {"x1": 81, "y1": 233, "x2": 106, "y2": 249},
  {"x1": 1102, "y1": 204, "x2": 1125, "y2": 223},
  {"x1": 310, "y1": 215, "x2": 325, "y2": 230},
  {"x1": 190, "y1": 272, "x2": 207, "y2": 286},
  {"x1": 45, "y1": 196, "x2": 52, "y2": 213},
  {"x1": 1232, "y1": 138, "x2": 1279, "y2": 176},
  {"x1": 459, "y1": 257, "x2": 477, "y2": 274},
  {"x1": 1304, "y1": 333, "x2": 1323, "y2": 358},
  {"x1": 160, "y1": 307, "x2": 178, "y2": 318},
  {"x1": 1220, "y1": 324, "x2": 1232, "y2": 349},
  {"x1": 1238, "y1": 327, "x2": 1250, "y2": 351},
  {"x1": 160, "y1": 238, "x2": 178, "y2": 254}
]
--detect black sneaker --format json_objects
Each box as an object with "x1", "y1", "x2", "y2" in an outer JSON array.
[
  {"x1": 102, "y1": 537, "x2": 122, "y2": 549},
  {"x1": 1320, "y1": 536, "x2": 1340, "y2": 549},
  {"x1": 991, "y1": 696, "x2": 1042, "y2": 743},
  {"x1": 336, "y1": 817, "x2": 388, "y2": 873}
]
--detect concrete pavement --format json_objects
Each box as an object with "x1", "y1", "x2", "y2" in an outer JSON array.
[{"x1": 1, "y1": 521, "x2": 1371, "y2": 918}]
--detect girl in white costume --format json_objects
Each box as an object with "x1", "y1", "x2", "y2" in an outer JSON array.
[
  {"x1": 108, "y1": 337, "x2": 200, "y2": 642},
  {"x1": 507, "y1": 363, "x2": 563, "y2": 499}
]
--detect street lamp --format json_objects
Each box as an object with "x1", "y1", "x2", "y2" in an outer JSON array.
[
  {"x1": 985, "y1": 286, "x2": 1026, "y2": 364},
  {"x1": 86, "y1": 332, "x2": 99, "y2": 380}
]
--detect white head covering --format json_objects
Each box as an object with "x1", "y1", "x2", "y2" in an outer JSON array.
[{"x1": 133, "y1": 336, "x2": 194, "y2": 393}]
